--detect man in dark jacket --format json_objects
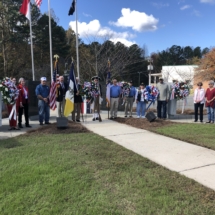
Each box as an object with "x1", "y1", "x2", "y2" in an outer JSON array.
[
  {"x1": 56, "y1": 76, "x2": 68, "y2": 117},
  {"x1": 72, "y1": 77, "x2": 83, "y2": 122}
]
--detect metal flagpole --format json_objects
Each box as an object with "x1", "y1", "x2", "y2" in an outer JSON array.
[
  {"x1": 75, "y1": 0, "x2": 80, "y2": 79},
  {"x1": 48, "y1": 0, "x2": 53, "y2": 79},
  {"x1": 29, "y1": 3, "x2": 35, "y2": 81}
]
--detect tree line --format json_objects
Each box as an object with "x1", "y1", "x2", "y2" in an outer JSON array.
[{"x1": 0, "y1": 1, "x2": 212, "y2": 85}]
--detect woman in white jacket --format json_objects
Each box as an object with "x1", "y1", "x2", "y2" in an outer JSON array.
[{"x1": 193, "y1": 82, "x2": 205, "y2": 122}]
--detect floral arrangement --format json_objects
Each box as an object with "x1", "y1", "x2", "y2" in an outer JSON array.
[
  {"x1": 170, "y1": 81, "x2": 190, "y2": 100},
  {"x1": 80, "y1": 81, "x2": 99, "y2": 102},
  {"x1": 118, "y1": 82, "x2": 130, "y2": 98},
  {"x1": 145, "y1": 85, "x2": 159, "y2": 102},
  {"x1": 0, "y1": 77, "x2": 19, "y2": 105}
]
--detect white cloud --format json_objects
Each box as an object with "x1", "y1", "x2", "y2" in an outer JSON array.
[
  {"x1": 69, "y1": 19, "x2": 136, "y2": 47},
  {"x1": 109, "y1": 8, "x2": 159, "y2": 32},
  {"x1": 180, "y1": 5, "x2": 192, "y2": 10},
  {"x1": 152, "y1": 2, "x2": 169, "y2": 8},
  {"x1": 192, "y1": 10, "x2": 201, "y2": 16},
  {"x1": 83, "y1": 12, "x2": 92, "y2": 17},
  {"x1": 200, "y1": 0, "x2": 215, "y2": 4}
]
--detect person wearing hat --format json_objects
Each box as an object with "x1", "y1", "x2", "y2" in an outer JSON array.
[
  {"x1": 72, "y1": 77, "x2": 83, "y2": 122},
  {"x1": 193, "y1": 82, "x2": 205, "y2": 122},
  {"x1": 156, "y1": 77, "x2": 169, "y2": 119},
  {"x1": 56, "y1": 76, "x2": 68, "y2": 117},
  {"x1": 91, "y1": 76, "x2": 103, "y2": 121},
  {"x1": 35, "y1": 77, "x2": 50, "y2": 125},
  {"x1": 124, "y1": 80, "x2": 136, "y2": 117}
]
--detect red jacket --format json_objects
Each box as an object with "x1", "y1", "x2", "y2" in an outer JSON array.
[{"x1": 17, "y1": 84, "x2": 29, "y2": 106}]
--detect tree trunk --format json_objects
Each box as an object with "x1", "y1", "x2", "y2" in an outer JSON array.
[{"x1": 2, "y1": 30, "x2": 7, "y2": 77}]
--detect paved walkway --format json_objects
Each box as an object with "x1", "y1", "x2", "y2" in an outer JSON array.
[
  {"x1": 83, "y1": 112, "x2": 215, "y2": 191},
  {"x1": 1, "y1": 110, "x2": 215, "y2": 191}
]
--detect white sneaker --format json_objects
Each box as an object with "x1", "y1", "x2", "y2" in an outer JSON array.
[
  {"x1": 137, "y1": 116, "x2": 140, "y2": 118},
  {"x1": 142, "y1": 116, "x2": 146, "y2": 119}
]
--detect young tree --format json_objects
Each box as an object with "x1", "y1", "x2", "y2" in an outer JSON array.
[{"x1": 195, "y1": 48, "x2": 215, "y2": 81}]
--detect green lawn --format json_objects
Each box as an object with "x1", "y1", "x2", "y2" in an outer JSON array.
[
  {"x1": 1, "y1": 132, "x2": 215, "y2": 215},
  {"x1": 155, "y1": 123, "x2": 215, "y2": 150}
]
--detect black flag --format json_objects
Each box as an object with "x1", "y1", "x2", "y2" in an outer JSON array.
[{"x1": 68, "y1": 0, "x2": 75, "y2": 16}]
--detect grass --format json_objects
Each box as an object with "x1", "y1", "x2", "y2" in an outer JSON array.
[
  {"x1": 154, "y1": 123, "x2": 215, "y2": 150},
  {"x1": 1, "y1": 132, "x2": 215, "y2": 214}
]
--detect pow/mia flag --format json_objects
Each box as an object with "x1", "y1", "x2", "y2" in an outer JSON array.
[{"x1": 68, "y1": 0, "x2": 75, "y2": 16}]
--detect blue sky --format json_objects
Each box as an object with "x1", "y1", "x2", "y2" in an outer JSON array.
[{"x1": 39, "y1": 0, "x2": 215, "y2": 55}]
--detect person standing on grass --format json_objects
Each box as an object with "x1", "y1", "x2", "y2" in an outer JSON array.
[
  {"x1": 124, "y1": 81, "x2": 136, "y2": 118},
  {"x1": 35, "y1": 77, "x2": 50, "y2": 125},
  {"x1": 56, "y1": 76, "x2": 68, "y2": 117},
  {"x1": 193, "y1": 82, "x2": 205, "y2": 123},
  {"x1": 17, "y1": 78, "x2": 31, "y2": 128},
  {"x1": 205, "y1": 80, "x2": 215, "y2": 124},
  {"x1": 110, "y1": 79, "x2": 121, "y2": 119},
  {"x1": 135, "y1": 83, "x2": 147, "y2": 118},
  {"x1": 156, "y1": 77, "x2": 169, "y2": 119}
]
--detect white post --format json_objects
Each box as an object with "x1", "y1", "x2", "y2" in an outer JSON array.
[
  {"x1": 48, "y1": 0, "x2": 53, "y2": 79},
  {"x1": 75, "y1": 0, "x2": 80, "y2": 79},
  {"x1": 29, "y1": 4, "x2": 35, "y2": 81}
]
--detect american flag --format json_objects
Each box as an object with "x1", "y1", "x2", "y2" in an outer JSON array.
[
  {"x1": 49, "y1": 60, "x2": 58, "y2": 110},
  {"x1": 35, "y1": 0, "x2": 42, "y2": 8}
]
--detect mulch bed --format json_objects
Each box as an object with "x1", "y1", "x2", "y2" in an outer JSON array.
[
  {"x1": 114, "y1": 117, "x2": 177, "y2": 131},
  {"x1": 26, "y1": 121, "x2": 89, "y2": 135}
]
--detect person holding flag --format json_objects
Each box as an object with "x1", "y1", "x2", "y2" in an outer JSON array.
[
  {"x1": 64, "y1": 61, "x2": 76, "y2": 118},
  {"x1": 56, "y1": 76, "x2": 68, "y2": 117}
]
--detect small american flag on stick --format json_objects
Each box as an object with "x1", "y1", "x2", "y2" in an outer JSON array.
[{"x1": 35, "y1": 0, "x2": 42, "y2": 8}]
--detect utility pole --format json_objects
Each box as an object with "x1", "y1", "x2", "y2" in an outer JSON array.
[{"x1": 147, "y1": 58, "x2": 153, "y2": 85}]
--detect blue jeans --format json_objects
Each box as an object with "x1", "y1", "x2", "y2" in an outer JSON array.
[
  {"x1": 157, "y1": 100, "x2": 167, "y2": 119},
  {"x1": 38, "y1": 100, "x2": 50, "y2": 123},
  {"x1": 137, "y1": 101, "x2": 146, "y2": 117},
  {"x1": 207, "y1": 107, "x2": 214, "y2": 122}
]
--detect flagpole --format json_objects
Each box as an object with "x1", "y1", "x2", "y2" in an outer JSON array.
[
  {"x1": 29, "y1": 4, "x2": 35, "y2": 81},
  {"x1": 75, "y1": 0, "x2": 80, "y2": 79},
  {"x1": 48, "y1": 0, "x2": 53, "y2": 79}
]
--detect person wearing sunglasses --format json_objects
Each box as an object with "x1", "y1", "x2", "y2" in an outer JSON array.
[{"x1": 205, "y1": 80, "x2": 215, "y2": 123}]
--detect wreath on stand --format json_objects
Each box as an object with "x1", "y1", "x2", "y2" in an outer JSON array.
[
  {"x1": 0, "y1": 77, "x2": 20, "y2": 120},
  {"x1": 0, "y1": 78, "x2": 19, "y2": 105},
  {"x1": 170, "y1": 81, "x2": 190, "y2": 113}
]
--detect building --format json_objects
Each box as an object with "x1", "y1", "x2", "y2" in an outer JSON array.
[{"x1": 161, "y1": 65, "x2": 198, "y2": 86}]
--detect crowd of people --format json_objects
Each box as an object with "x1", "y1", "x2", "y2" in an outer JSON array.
[{"x1": 4, "y1": 75, "x2": 215, "y2": 129}]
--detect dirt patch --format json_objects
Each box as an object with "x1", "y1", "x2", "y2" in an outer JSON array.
[
  {"x1": 26, "y1": 121, "x2": 89, "y2": 135},
  {"x1": 114, "y1": 117, "x2": 177, "y2": 131}
]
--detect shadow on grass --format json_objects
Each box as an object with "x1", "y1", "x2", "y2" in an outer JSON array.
[{"x1": 0, "y1": 138, "x2": 23, "y2": 149}]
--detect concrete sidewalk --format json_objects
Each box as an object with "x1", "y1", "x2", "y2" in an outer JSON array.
[{"x1": 83, "y1": 113, "x2": 215, "y2": 191}]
